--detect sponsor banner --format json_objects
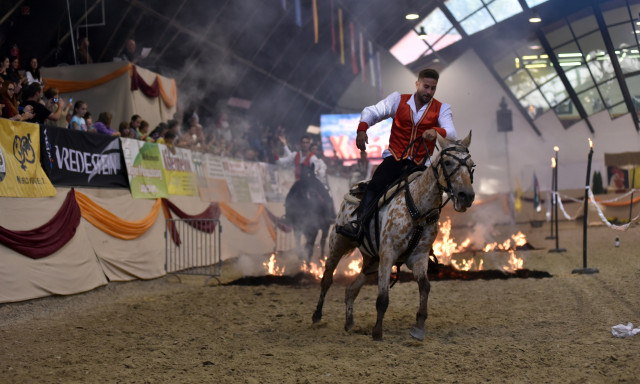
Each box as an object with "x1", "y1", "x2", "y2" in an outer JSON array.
[
  {"x1": 262, "y1": 163, "x2": 285, "y2": 203},
  {"x1": 199, "y1": 154, "x2": 231, "y2": 202},
  {"x1": 0, "y1": 120, "x2": 56, "y2": 197},
  {"x1": 245, "y1": 162, "x2": 266, "y2": 204},
  {"x1": 121, "y1": 138, "x2": 169, "y2": 199},
  {"x1": 159, "y1": 144, "x2": 199, "y2": 196},
  {"x1": 222, "y1": 158, "x2": 252, "y2": 203},
  {"x1": 40, "y1": 125, "x2": 129, "y2": 188}
]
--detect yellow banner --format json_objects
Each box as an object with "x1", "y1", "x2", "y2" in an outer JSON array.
[{"x1": 0, "y1": 120, "x2": 56, "y2": 197}]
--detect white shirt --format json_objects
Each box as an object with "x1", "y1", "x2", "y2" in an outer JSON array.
[
  {"x1": 276, "y1": 146, "x2": 327, "y2": 180},
  {"x1": 360, "y1": 91, "x2": 456, "y2": 158}
]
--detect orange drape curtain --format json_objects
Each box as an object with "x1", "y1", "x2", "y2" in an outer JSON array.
[
  {"x1": 73, "y1": 191, "x2": 278, "y2": 242},
  {"x1": 74, "y1": 190, "x2": 162, "y2": 240},
  {"x1": 218, "y1": 202, "x2": 276, "y2": 241},
  {"x1": 43, "y1": 64, "x2": 177, "y2": 108},
  {"x1": 595, "y1": 194, "x2": 640, "y2": 207}
]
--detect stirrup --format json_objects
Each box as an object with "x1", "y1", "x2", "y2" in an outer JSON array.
[{"x1": 336, "y1": 220, "x2": 362, "y2": 241}]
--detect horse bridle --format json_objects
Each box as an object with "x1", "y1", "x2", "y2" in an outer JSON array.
[{"x1": 431, "y1": 145, "x2": 475, "y2": 203}]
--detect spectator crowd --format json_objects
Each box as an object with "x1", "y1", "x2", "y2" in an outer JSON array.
[{"x1": 0, "y1": 43, "x2": 359, "y2": 180}]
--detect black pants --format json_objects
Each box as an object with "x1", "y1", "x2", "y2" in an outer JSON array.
[{"x1": 359, "y1": 157, "x2": 421, "y2": 221}]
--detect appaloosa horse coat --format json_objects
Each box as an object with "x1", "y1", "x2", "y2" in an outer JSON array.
[{"x1": 312, "y1": 132, "x2": 475, "y2": 341}]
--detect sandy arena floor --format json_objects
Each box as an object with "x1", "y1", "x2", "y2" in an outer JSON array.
[{"x1": 1, "y1": 221, "x2": 639, "y2": 383}]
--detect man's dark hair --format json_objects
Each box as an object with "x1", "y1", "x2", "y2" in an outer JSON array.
[
  {"x1": 22, "y1": 83, "x2": 42, "y2": 101},
  {"x1": 300, "y1": 135, "x2": 311, "y2": 142},
  {"x1": 130, "y1": 114, "x2": 141, "y2": 122},
  {"x1": 164, "y1": 131, "x2": 176, "y2": 140},
  {"x1": 418, "y1": 68, "x2": 439, "y2": 81}
]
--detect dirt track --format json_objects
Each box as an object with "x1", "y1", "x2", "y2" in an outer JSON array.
[{"x1": 1, "y1": 222, "x2": 639, "y2": 383}]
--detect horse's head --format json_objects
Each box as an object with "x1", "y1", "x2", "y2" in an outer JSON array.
[{"x1": 433, "y1": 131, "x2": 475, "y2": 212}]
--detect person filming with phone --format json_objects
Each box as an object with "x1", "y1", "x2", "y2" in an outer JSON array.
[
  {"x1": 19, "y1": 83, "x2": 65, "y2": 125},
  {"x1": 44, "y1": 87, "x2": 71, "y2": 127}
]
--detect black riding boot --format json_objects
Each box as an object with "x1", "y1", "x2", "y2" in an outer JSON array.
[{"x1": 336, "y1": 188, "x2": 375, "y2": 241}]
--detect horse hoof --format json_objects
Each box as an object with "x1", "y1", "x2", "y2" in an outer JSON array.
[
  {"x1": 312, "y1": 312, "x2": 322, "y2": 324},
  {"x1": 409, "y1": 326, "x2": 425, "y2": 341},
  {"x1": 344, "y1": 321, "x2": 354, "y2": 332}
]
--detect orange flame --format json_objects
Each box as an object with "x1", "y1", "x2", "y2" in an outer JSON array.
[
  {"x1": 264, "y1": 219, "x2": 528, "y2": 277},
  {"x1": 502, "y1": 250, "x2": 524, "y2": 272},
  {"x1": 263, "y1": 253, "x2": 285, "y2": 276}
]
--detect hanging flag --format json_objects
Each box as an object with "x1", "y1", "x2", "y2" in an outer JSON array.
[
  {"x1": 312, "y1": 0, "x2": 319, "y2": 44},
  {"x1": 281, "y1": 0, "x2": 286, "y2": 11},
  {"x1": 368, "y1": 41, "x2": 375, "y2": 87},
  {"x1": 294, "y1": 0, "x2": 302, "y2": 27},
  {"x1": 375, "y1": 51, "x2": 383, "y2": 98},
  {"x1": 330, "y1": 0, "x2": 336, "y2": 51},
  {"x1": 359, "y1": 32, "x2": 366, "y2": 82},
  {"x1": 350, "y1": 23, "x2": 358, "y2": 74},
  {"x1": 533, "y1": 172, "x2": 541, "y2": 212},
  {"x1": 515, "y1": 177, "x2": 522, "y2": 212},
  {"x1": 339, "y1": 9, "x2": 345, "y2": 64}
]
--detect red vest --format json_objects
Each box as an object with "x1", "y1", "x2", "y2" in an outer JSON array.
[
  {"x1": 389, "y1": 94, "x2": 447, "y2": 164},
  {"x1": 294, "y1": 152, "x2": 313, "y2": 180}
]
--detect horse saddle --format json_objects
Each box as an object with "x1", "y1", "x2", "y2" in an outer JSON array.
[{"x1": 346, "y1": 170, "x2": 424, "y2": 210}]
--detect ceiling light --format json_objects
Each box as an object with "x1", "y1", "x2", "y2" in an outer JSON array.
[
  {"x1": 418, "y1": 26, "x2": 427, "y2": 39},
  {"x1": 559, "y1": 61, "x2": 581, "y2": 67},
  {"x1": 558, "y1": 52, "x2": 582, "y2": 57},
  {"x1": 529, "y1": 10, "x2": 542, "y2": 23},
  {"x1": 406, "y1": 13, "x2": 419, "y2": 20}
]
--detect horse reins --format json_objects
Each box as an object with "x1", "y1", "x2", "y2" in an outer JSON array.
[{"x1": 399, "y1": 139, "x2": 474, "y2": 267}]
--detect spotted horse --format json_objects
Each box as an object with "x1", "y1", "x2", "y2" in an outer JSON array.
[{"x1": 312, "y1": 131, "x2": 475, "y2": 341}]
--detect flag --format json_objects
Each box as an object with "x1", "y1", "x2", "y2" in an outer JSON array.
[
  {"x1": 349, "y1": 22, "x2": 358, "y2": 74},
  {"x1": 359, "y1": 32, "x2": 366, "y2": 82},
  {"x1": 294, "y1": 0, "x2": 302, "y2": 27},
  {"x1": 368, "y1": 40, "x2": 375, "y2": 87},
  {"x1": 533, "y1": 172, "x2": 541, "y2": 212},
  {"x1": 375, "y1": 51, "x2": 383, "y2": 98},
  {"x1": 330, "y1": 0, "x2": 335, "y2": 51},
  {"x1": 339, "y1": 9, "x2": 344, "y2": 64},
  {"x1": 515, "y1": 177, "x2": 522, "y2": 213},
  {"x1": 312, "y1": 0, "x2": 319, "y2": 43}
]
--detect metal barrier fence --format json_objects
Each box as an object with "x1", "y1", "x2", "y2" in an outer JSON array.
[{"x1": 165, "y1": 218, "x2": 222, "y2": 278}]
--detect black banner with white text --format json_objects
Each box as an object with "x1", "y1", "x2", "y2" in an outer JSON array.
[{"x1": 40, "y1": 125, "x2": 129, "y2": 188}]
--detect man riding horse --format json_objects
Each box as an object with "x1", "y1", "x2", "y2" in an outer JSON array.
[
  {"x1": 336, "y1": 68, "x2": 456, "y2": 242},
  {"x1": 276, "y1": 135, "x2": 335, "y2": 260}
]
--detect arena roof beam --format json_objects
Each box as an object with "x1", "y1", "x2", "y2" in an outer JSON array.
[
  {"x1": 97, "y1": 3, "x2": 132, "y2": 62},
  {"x1": 42, "y1": 0, "x2": 103, "y2": 64},
  {"x1": 535, "y1": 29, "x2": 595, "y2": 134},
  {"x1": 438, "y1": 2, "x2": 542, "y2": 137},
  {"x1": 0, "y1": 0, "x2": 25, "y2": 26},
  {"x1": 150, "y1": 0, "x2": 190, "y2": 67},
  {"x1": 591, "y1": 0, "x2": 640, "y2": 132},
  {"x1": 129, "y1": 0, "x2": 333, "y2": 110}
]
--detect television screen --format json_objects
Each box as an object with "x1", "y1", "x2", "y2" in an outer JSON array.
[{"x1": 320, "y1": 114, "x2": 392, "y2": 161}]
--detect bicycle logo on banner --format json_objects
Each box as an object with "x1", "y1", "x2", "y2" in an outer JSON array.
[{"x1": 13, "y1": 133, "x2": 36, "y2": 171}]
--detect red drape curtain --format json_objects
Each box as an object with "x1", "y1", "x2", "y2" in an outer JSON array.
[
  {"x1": 130, "y1": 65, "x2": 159, "y2": 97},
  {"x1": 0, "y1": 189, "x2": 80, "y2": 259}
]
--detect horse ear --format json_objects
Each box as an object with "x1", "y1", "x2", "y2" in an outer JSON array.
[
  {"x1": 460, "y1": 130, "x2": 472, "y2": 148},
  {"x1": 436, "y1": 131, "x2": 448, "y2": 149}
]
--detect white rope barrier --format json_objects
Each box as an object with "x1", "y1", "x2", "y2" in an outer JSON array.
[
  {"x1": 588, "y1": 189, "x2": 640, "y2": 232},
  {"x1": 553, "y1": 189, "x2": 640, "y2": 232},
  {"x1": 555, "y1": 192, "x2": 584, "y2": 221}
]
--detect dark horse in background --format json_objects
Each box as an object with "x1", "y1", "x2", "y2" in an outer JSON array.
[{"x1": 284, "y1": 165, "x2": 335, "y2": 261}]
